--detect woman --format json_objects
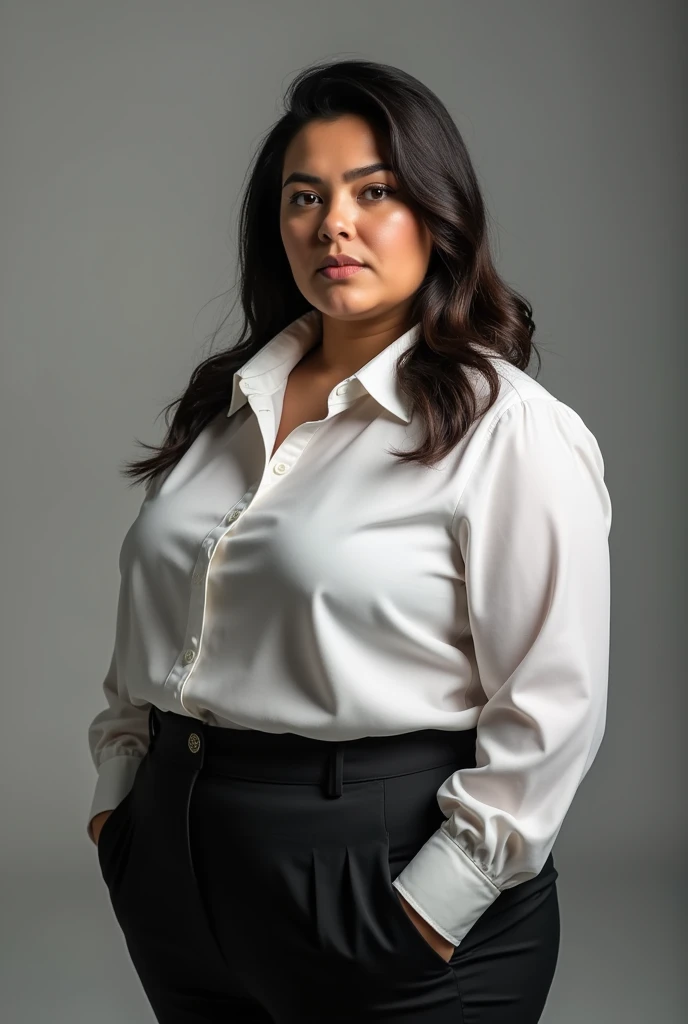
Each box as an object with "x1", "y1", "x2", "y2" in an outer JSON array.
[{"x1": 87, "y1": 58, "x2": 612, "y2": 1023}]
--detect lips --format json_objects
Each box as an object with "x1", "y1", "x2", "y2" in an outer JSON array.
[
  {"x1": 317, "y1": 256, "x2": 365, "y2": 269},
  {"x1": 318, "y1": 264, "x2": 365, "y2": 280}
]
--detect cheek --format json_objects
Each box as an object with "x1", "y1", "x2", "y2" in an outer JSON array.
[
  {"x1": 370, "y1": 212, "x2": 430, "y2": 272},
  {"x1": 280, "y1": 221, "x2": 309, "y2": 270}
]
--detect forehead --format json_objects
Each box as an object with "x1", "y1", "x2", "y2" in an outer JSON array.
[{"x1": 282, "y1": 115, "x2": 389, "y2": 170}]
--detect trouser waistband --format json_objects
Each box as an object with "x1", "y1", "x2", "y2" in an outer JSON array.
[{"x1": 148, "y1": 706, "x2": 478, "y2": 800}]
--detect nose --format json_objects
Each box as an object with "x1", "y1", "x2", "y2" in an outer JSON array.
[{"x1": 318, "y1": 197, "x2": 357, "y2": 242}]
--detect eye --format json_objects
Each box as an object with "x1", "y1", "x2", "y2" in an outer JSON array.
[
  {"x1": 288, "y1": 184, "x2": 396, "y2": 207},
  {"x1": 362, "y1": 184, "x2": 395, "y2": 202}
]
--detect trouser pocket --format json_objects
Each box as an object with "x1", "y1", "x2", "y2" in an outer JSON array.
[
  {"x1": 378, "y1": 833, "x2": 458, "y2": 973},
  {"x1": 309, "y1": 831, "x2": 456, "y2": 981},
  {"x1": 307, "y1": 835, "x2": 463, "y2": 1018},
  {"x1": 96, "y1": 789, "x2": 134, "y2": 890}
]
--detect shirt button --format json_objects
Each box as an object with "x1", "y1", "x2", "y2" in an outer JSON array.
[
  {"x1": 183, "y1": 649, "x2": 195, "y2": 664},
  {"x1": 192, "y1": 568, "x2": 205, "y2": 585},
  {"x1": 188, "y1": 732, "x2": 201, "y2": 754},
  {"x1": 273, "y1": 462, "x2": 288, "y2": 475},
  {"x1": 227, "y1": 509, "x2": 241, "y2": 522}
]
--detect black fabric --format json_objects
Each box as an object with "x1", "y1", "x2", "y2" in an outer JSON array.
[{"x1": 96, "y1": 706, "x2": 560, "y2": 1023}]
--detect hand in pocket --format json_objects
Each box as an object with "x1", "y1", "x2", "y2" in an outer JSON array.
[
  {"x1": 395, "y1": 890, "x2": 455, "y2": 962},
  {"x1": 91, "y1": 809, "x2": 114, "y2": 845}
]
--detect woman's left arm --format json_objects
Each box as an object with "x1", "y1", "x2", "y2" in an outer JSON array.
[{"x1": 391, "y1": 395, "x2": 613, "y2": 949}]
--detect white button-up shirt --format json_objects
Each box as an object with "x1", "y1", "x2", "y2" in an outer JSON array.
[{"x1": 87, "y1": 308, "x2": 612, "y2": 947}]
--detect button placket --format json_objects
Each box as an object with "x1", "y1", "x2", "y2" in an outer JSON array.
[{"x1": 176, "y1": 504, "x2": 249, "y2": 711}]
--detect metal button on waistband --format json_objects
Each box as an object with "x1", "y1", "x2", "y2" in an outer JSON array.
[{"x1": 188, "y1": 732, "x2": 201, "y2": 754}]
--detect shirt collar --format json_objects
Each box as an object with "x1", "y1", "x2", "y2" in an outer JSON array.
[{"x1": 225, "y1": 309, "x2": 422, "y2": 424}]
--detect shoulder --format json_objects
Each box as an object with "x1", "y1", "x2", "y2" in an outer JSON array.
[
  {"x1": 465, "y1": 344, "x2": 558, "y2": 412},
  {"x1": 465, "y1": 348, "x2": 599, "y2": 452},
  {"x1": 451, "y1": 350, "x2": 609, "y2": 521}
]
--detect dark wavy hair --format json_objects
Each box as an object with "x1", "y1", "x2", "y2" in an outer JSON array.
[{"x1": 121, "y1": 57, "x2": 541, "y2": 489}]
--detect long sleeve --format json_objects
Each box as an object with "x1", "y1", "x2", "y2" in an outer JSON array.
[
  {"x1": 391, "y1": 395, "x2": 612, "y2": 947},
  {"x1": 86, "y1": 643, "x2": 151, "y2": 842},
  {"x1": 86, "y1": 493, "x2": 154, "y2": 843}
]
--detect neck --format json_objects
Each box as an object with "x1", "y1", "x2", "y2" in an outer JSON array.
[{"x1": 308, "y1": 306, "x2": 414, "y2": 380}]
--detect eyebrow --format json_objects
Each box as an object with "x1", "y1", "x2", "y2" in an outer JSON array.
[{"x1": 281, "y1": 161, "x2": 394, "y2": 189}]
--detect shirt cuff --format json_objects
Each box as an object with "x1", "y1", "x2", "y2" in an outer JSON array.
[
  {"x1": 391, "y1": 825, "x2": 501, "y2": 947},
  {"x1": 87, "y1": 753, "x2": 144, "y2": 843}
]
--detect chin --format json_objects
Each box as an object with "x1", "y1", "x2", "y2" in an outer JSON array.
[{"x1": 318, "y1": 291, "x2": 377, "y2": 311}]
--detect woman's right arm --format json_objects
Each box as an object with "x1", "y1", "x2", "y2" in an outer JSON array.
[
  {"x1": 87, "y1": 477, "x2": 161, "y2": 847},
  {"x1": 86, "y1": 637, "x2": 151, "y2": 844}
]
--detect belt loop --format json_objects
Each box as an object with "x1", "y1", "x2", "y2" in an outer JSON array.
[{"x1": 327, "y1": 744, "x2": 344, "y2": 798}]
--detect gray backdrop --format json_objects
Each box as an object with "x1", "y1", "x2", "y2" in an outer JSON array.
[{"x1": 1, "y1": 1, "x2": 685, "y2": 1021}]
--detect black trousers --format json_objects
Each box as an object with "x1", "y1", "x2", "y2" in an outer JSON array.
[{"x1": 96, "y1": 705, "x2": 560, "y2": 1023}]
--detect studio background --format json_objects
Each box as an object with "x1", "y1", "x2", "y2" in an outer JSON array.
[{"x1": 1, "y1": 1, "x2": 685, "y2": 1021}]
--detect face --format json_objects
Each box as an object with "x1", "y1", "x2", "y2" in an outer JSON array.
[{"x1": 279, "y1": 114, "x2": 434, "y2": 322}]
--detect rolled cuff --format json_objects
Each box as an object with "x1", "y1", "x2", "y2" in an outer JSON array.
[
  {"x1": 86, "y1": 753, "x2": 144, "y2": 843},
  {"x1": 391, "y1": 826, "x2": 501, "y2": 947}
]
